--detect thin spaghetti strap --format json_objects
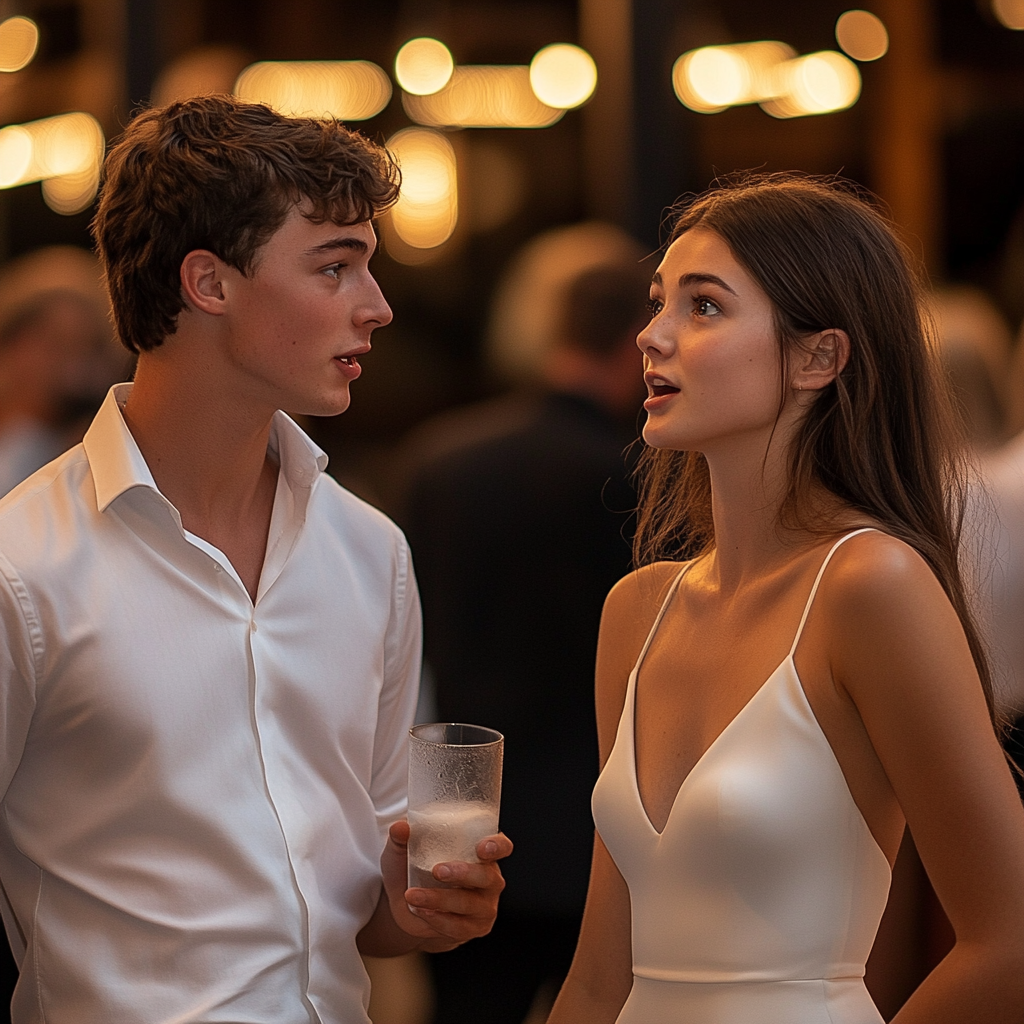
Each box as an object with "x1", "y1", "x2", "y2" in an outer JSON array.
[
  {"x1": 788, "y1": 528, "x2": 878, "y2": 658},
  {"x1": 632, "y1": 562, "x2": 693, "y2": 675}
]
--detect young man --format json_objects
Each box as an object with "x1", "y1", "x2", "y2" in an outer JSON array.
[{"x1": 0, "y1": 96, "x2": 510, "y2": 1024}]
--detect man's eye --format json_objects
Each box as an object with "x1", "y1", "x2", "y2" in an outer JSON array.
[{"x1": 323, "y1": 264, "x2": 346, "y2": 279}]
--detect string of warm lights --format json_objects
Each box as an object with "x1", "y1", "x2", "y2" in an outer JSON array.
[
  {"x1": 234, "y1": 60, "x2": 392, "y2": 120},
  {"x1": 672, "y1": 9, "x2": 888, "y2": 119},
  {"x1": 0, "y1": 4, "x2": 1019, "y2": 223}
]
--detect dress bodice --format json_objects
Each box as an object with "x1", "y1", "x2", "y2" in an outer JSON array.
[{"x1": 591, "y1": 530, "x2": 892, "y2": 1023}]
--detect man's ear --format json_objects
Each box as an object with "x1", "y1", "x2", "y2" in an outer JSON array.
[
  {"x1": 791, "y1": 328, "x2": 850, "y2": 392},
  {"x1": 180, "y1": 250, "x2": 228, "y2": 316}
]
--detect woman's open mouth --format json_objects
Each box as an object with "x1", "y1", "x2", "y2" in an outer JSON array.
[{"x1": 645, "y1": 374, "x2": 681, "y2": 398}]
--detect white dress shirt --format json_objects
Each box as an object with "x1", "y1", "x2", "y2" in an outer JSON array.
[{"x1": 0, "y1": 384, "x2": 421, "y2": 1024}]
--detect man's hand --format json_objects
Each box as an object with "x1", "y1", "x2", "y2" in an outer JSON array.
[{"x1": 380, "y1": 819, "x2": 513, "y2": 953}]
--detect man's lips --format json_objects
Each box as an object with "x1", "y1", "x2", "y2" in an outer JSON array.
[
  {"x1": 335, "y1": 345, "x2": 370, "y2": 368},
  {"x1": 334, "y1": 346, "x2": 369, "y2": 379}
]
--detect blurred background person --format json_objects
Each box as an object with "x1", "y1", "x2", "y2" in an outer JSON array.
[
  {"x1": 929, "y1": 285, "x2": 1015, "y2": 452},
  {"x1": 395, "y1": 225, "x2": 650, "y2": 1024},
  {"x1": 977, "y1": 319, "x2": 1024, "y2": 803},
  {"x1": 0, "y1": 246, "x2": 126, "y2": 496}
]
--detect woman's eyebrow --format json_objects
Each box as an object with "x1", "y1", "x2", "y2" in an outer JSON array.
[{"x1": 677, "y1": 271, "x2": 737, "y2": 295}]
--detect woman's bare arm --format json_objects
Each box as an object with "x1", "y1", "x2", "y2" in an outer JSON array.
[
  {"x1": 548, "y1": 564, "x2": 681, "y2": 1023},
  {"x1": 825, "y1": 533, "x2": 1024, "y2": 1023}
]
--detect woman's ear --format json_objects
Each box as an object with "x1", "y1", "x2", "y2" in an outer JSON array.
[
  {"x1": 791, "y1": 328, "x2": 850, "y2": 392},
  {"x1": 179, "y1": 250, "x2": 228, "y2": 316}
]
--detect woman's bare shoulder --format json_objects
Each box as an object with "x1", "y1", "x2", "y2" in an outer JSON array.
[
  {"x1": 603, "y1": 560, "x2": 685, "y2": 635},
  {"x1": 815, "y1": 529, "x2": 973, "y2": 702},
  {"x1": 821, "y1": 529, "x2": 946, "y2": 619}
]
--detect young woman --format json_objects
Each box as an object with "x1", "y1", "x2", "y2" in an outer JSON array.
[{"x1": 547, "y1": 174, "x2": 1024, "y2": 1024}]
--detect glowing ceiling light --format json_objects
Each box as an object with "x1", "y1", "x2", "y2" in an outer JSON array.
[
  {"x1": 403, "y1": 65, "x2": 563, "y2": 128},
  {"x1": 395, "y1": 37, "x2": 455, "y2": 96},
  {"x1": 529, "y1": 43, "x2": 597, "y2": 109},
  {"x1": 234, "y1": 61, "x2": 392, "y2": 120},
  {"x1": 0, "y1": 127, "x2": 33, "y2": 186},
  {"x1": 0, "y1": 112, "x2": 105, "y2": 214},
  {"x1": 0, "y1": 16, "x2": 39, "y2": 73},
  {"x1": 993, "y1": 0, "x2": 1024, "y2": 29},
  {"x1": 43, "y1": 168, "x2": 102, "y2": 215},
  {"x1": 672, "y1": 41, "x2": 795, "y2": 113},
  {"x1": 835, "y1": 10, "x2": 889, "y2": 61},
  {"x1": 387, "y1": 127, "x2": 458, "y2": 250},
  {"x1": 761, "y1": 51, "x2": 861, "y2": 118}
]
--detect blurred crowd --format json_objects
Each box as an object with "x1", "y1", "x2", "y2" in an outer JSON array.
[
  {"x1": 0, "y1": 246, "x2": 129, "y2": 499},
  {"x1": 1, "y1": 212, "x2": 1023, "y2": 1024}
]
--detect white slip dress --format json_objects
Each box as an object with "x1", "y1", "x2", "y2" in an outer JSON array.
[{"x1": 592, "y1": 530, "x2": 892, "y2": 1023}]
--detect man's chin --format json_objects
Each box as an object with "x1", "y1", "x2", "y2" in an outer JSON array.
[{"x1": 294, "y1": 390, "x2": 352, "y2": 419}]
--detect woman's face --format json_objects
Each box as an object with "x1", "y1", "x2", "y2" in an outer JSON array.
[{"x1": 638, "y1": 226, "x2": 787, "y2": 454}]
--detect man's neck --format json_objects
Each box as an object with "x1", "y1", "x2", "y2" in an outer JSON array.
[{"x1": 122, "y1": 353, "x2": 280, "y2": 602}]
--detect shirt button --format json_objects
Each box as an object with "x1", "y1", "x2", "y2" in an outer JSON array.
[{"x1": 250, "y1": 620, "x2": 258, "y2": 633}]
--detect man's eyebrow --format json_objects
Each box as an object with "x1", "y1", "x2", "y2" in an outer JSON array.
[
  {"x1": 677, "y1": 271, "x2": 737, "y2": 295},
  {"x1": 303, "y1": 235, "x2": 372, "y2": 257}
]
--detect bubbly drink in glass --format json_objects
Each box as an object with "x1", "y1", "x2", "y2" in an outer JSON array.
[
  {"x1": 407, "y1": 800, "x2": 499, "y2": 887},
  {"x1": 407, "y1": 723, "x2": 503, "y2": 888}
]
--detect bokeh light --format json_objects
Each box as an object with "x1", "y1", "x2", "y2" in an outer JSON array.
[
  {"x1": 993, "y1": 0, "x2": 1024, "y2": 29},
  {"x1": 386, "y1": 128, "x2": 458, "y2": 251},
  {"x1": 395, "y1": 38, "x2": 454, "y2": 96},
  {"x1": 0, "y1": 16, "x2": 39, "y2": 73},
  {"x1": 403, "y1": 65, "x2": 563, "y2": 128},
  {"x1": 529, "y1": 44, "x2": 597, "y2": 109},
  {"x1": 42, "y1": 168, "x2": 102, "y2": 216},
  {"x1": 234, "y1": 61, "x2": 392, "y2": 120},
  {"x1": 835, "y1": 10, "x2": 889, "y2": 61},
  {"x1": 0, "y1": 113, "x2": 105, "y2": 214},
  {"x1": 0, "y1": 127, "x2": 33, "y2": 187},
  {"x1": 761, "y1": 51, "x2": 861, "y2": 118},
  {"x1": 673, "y1": 42, "x2": 795, "y2": 113}
]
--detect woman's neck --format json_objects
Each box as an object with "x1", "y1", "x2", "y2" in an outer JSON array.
[{"x1": 701, "y1": 427, "x2": 828, "y2": 591}]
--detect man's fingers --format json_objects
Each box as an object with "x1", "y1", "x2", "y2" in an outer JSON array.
[
  {"x1": 388, "y1": 820, "x2": 411, "y2": 845},
  {"x1": 406, "y1": 886, "x2": 489, "y2": 917},
  {"x1": 426, "y1": 859, "x2": 506, "y2": 890},
  {"x1": 475, "y1": 831, "x2": 513, "y2": 861}
]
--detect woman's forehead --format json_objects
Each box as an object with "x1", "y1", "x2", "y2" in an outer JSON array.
[{"x1": 654, "y1": 228, "x2": 747, "y2": 288}]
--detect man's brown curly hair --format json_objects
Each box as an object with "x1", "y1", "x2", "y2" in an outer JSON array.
[{"x1": 92, "y1": 95, "x2": 401, "y2": 353}]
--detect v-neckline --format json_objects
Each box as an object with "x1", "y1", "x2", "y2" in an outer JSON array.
[
  {"x1": 626, "y1": 529, "x2": 880, "y2": 839},
  {"x1": 630, "y1": 653, "x2": 792, "y2": 837}
]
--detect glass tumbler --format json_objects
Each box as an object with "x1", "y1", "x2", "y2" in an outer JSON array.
[{"x1": 407, "y1": 722, "x2": 504, "y2": 888}]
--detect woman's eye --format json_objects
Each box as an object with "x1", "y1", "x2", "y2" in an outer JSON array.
[
  {"x1": 695, "y1": 296, "x2": 720, "y2": 316},
  {"x1": 646, "y1": 297, "x2": 663, "y2": 317}
]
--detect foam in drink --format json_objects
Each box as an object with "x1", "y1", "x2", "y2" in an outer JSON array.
[{"x1": 407, "y1": 800, "x2": 498, "y2": 888}]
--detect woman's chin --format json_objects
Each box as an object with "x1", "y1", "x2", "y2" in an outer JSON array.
[{"x1": 642, "y1": 422, "x2": 687, "y2": 451}]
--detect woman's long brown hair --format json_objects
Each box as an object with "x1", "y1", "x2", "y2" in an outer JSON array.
[{"x1": 633, "y1": 172, "x2": 999, "y2": 726}]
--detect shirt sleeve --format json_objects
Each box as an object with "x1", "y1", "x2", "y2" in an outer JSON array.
[
  {"x1": 369, "y1": 531, "x2": 422, "y2": 843},
  {"x1": 0, "y1": 551, "x2": 40, "y2": 802}
]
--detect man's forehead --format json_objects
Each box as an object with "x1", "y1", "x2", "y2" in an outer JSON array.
[{"x1": 277, "y1": 210, "x2": 377, "y2": 255}]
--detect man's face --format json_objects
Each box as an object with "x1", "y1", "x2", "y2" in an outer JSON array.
[{"x1": 219, "y1": 207, "x2": 392, "y2": 418}]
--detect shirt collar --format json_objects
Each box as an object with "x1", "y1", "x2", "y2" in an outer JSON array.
[{"x1": 83, "y1": 383, "x2": 329, "y2": 514}]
